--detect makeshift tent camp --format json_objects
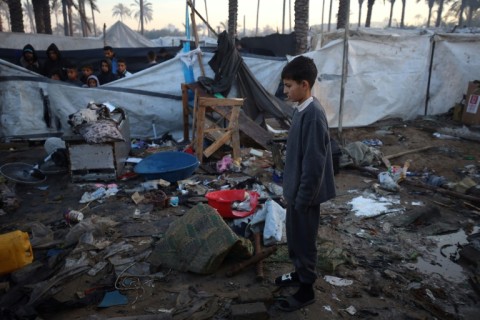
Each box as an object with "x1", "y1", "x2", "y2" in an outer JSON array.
[
  {"x1": 0, "y1": 21, "x2": 155, "y2": 51},
  {"x1": 1, "y1": 29, "x2": 479, "y2": 141}
]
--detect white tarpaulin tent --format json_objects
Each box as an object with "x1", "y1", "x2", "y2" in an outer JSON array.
[
  {"x1": 99, "y1": 21, "x2": 157, "y2": 48},
  {"x1": 0, "y1": 21, "x2": 155, "y2": 51},
  {"x1": 1, "y1": 29, "x2": 479, "y2": 140}
]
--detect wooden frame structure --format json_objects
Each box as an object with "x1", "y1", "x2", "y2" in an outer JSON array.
[{"x1": 193, "y1": 95, "x2": 244, "y2": 163}]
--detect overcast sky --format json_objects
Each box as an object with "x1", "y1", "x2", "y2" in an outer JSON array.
[{"x1": 95, "y1": 0, "x2": 431, "y2": 33}]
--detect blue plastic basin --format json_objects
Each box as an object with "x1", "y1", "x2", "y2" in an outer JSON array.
[{"x1": 134, "y1": 151, "x2": 199, "y2": 182}]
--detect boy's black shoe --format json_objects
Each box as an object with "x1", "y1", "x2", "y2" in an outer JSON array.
[
  {"x1": 274, "y1": 272, "x2": 300, "y2": 287},
  {"x1": 277, "y1": 283, "x2": 315, "y2": 312}
]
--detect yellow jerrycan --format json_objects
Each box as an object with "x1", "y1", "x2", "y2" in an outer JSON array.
[{"x1": 0, "y1": 230, "x2": 34, "y2": 276}]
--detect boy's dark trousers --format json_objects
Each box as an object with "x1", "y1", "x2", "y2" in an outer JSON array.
[{"x1": 286, "y1": 202, "x2": 321, "y2": 284}]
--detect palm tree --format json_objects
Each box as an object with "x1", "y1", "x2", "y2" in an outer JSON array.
[
  {"x1": 228, "y1": 0, "x2": 238, "y2": 38},
  {"x1": 77, "y1": 0, "x2": 89, "y2": 37},
  {"x1": 435, "y1": 0, "x2": 446, "y2": 27},
  {"x1": 450, "y1": 0, "x2": 468, "y2": 26},
  {"x1": 358, "y1": 0, "x2": 365, "y2": 27},
  {"x1": 131, "y1": 0, "x2": 152, "y2": 35},
  {"x1": 112, "y1": 3, "x2": 131, "y2": 22},
  {"x1": 6, "y1": 0, "x2": 24, "y2": 32},
  {"x1": 387, "y1": 0, "x2": 396, "y2": 27},
  {"x1": 400, "y1": 0, "x2": 407, "y2": 27},
  {"x1": 365, "y1": 0, "x2": 375, "y2": 27},
  {"x1": 1, "y1": 0, "x2": 12, "y2": 31},
  {"x1": 51, "y1": 0, "x2": 61, "y2": 30},
  {"x1": 337, "y1": 0, "x2": 348, "y2": 29},
  {"x1": 294, "y1": 0, "x2": 309, "y2": 54},
  {"x1": 465, "y1": 0, "x2": 480, "y2": 26},
  {"x1": 23, "y1": 0, "x2": 35, "y2": 32},
  {"x1": 87, "y1": 0, "x2": 99, "y2": 36},
  {"x1": 29, "y1": 0, "x2": 51, "y2": 34},
  {"x1": 417, "y1": 0, "x2": 435, "y2": 27}
]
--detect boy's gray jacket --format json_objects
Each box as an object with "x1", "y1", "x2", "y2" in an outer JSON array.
[{"x1": 283, "y1": 98, "x2": 336, "y2": 207}]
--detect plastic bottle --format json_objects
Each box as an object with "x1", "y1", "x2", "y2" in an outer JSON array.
[{"x1": 0, "y1": 230, "x2": 34, "y2": 276}]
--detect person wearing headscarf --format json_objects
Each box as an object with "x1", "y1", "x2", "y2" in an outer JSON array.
[
  {"x1": 42, "y1": 43, "x2": 67, "y2": 80},
  {"x1": 97, "y1": 59, "x2": 118, "y2": 85},
  {"x1": 18, "y1": 44, "x2": 41, "y2": 74}
]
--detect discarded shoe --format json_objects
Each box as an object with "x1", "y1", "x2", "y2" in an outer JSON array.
[
  {"x1": 276, "y1": 295, "x2": 315, "y2": 312},
  {"x1": 274, "y1": 272, "x2": 300, "y2": 287}
]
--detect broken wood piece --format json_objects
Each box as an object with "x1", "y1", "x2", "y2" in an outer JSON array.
[
  {"x1": 403, "y1": 179, "x2": 480, "y2": 204},
  {"x1": 384, "y1": 146, "x2": 433, "y2": 160},
  {"x1": 226, "y1": 246, "x2": 277, "y2": 277},
  {"x1": 382, "y1": 146, "x2": 432, "y2": 169}
]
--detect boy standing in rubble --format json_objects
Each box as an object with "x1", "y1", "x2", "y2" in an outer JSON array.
[{"x1": 274, "y1": 56, "x2": 336, "y2": 312}]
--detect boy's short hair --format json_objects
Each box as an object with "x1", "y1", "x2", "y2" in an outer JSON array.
[
  {"x1": 281, "y1": 56, "x2": 317, "y2": 89},
  {"x1": 64, "y1": 62, "x2": 77, "y2": 70},
  {"x1": 81, "y1": 64, "x2": 93, "y2": 71},
  {"x1": 147, "y1": 50, "x2": 156, "y2": 59},
  {"x1": 117, "y1": 58, "x2": 126, "y2": 64},
  {"x1": 103, "y1": 46, "x2": 113, "y2": 51}
]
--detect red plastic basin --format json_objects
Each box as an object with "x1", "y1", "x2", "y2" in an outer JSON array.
[{"x1": 205, "y1": 189, "x2": 259, "y2": 218}]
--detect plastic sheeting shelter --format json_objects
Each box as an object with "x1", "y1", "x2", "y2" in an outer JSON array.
[
  {"x1": 0, "y1": 21, "x2": 154, "y2": 51},
  {"x1": 1, "y1": 29, "x2": 479, "y2": 140}
]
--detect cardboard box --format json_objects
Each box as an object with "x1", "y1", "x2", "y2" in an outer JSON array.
[{"x1": 461, "y1": 81, "x2": 480, "y2": 125}]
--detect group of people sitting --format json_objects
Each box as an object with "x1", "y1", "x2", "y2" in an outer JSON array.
[{"x1": 18, "y1": 43, "x2": 173, "y2": 88}]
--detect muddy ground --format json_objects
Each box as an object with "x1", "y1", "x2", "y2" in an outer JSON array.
[{"x1": 1, "y1": 114, "x2": 480, "y2": 320}]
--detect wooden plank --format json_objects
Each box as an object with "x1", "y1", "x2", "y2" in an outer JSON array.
[
  {"x1": 199, "y1": 97, "x2": 244, "y2": 107},
  {"x1": 195, "y1": 104, "x2": 206, "y2": 161},
  {"x1": 181, "y1": 83, "x2": 190, "y2": 142},
  {"x1": 204, "y1": 131, "x2": 233, "y2": 158},
  {"x1": 229, "y1": 106, "x2": 241, "y2": 160}
]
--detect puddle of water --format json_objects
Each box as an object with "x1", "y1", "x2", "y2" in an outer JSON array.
[{"x1": 405, "y1": 227, "x2": 479, "y2": 283}]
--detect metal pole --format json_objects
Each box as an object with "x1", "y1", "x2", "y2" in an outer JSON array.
[{"x1": 338, "y1": 0, "x2": 350, "y2": 141}]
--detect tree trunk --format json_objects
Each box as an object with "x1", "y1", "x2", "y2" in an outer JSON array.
[
  {"x1": 365, "y1": 0, "x2": 375, "y2": 27},
  {"x1": 435, "y1": 0, "x2": 444, "y2": 27},
  {"x1": 388, "y1": 0, "x2": 395, "y2": 27},
  {"x1": 62, "y1": 0, "x2": 69, "y2": 36},
  {"x1": 467, "y1": 6, "x2": 473, "y2": 27},
  {"x1": 28, "y1": 0, "x2": 36, "y2": 32},
  {"x1": 400, "y1": 0, "x2": 406, "y2": 28},
  {"x1": 7, "y1": 0, "x2": 25, "y2": 32},
  {"x1": 458, "y1": 0, "x2": 466, "y2": 27},
  {"x1": 68, "y1": 3, "x2": 73, "y2": 36},
  {"x1": 32, "y1": 0, "x2": 42, "y2": 33},
  {"x1": 140, "y1": 0, "x2": 144, "y2": 35},
  {"x1": 358, "y1": 0, "x2": 364, "y2": 27},
  {"x1": 32, "y1": 0, "x2": 51, "y2": 34},
  {"x1": 42, "y1": 0, "x2": 52, "y2": 34},
  {"x1": 337, "y1": 0, "x2": 348, "y2": 29},
  {"x1": 91, "y1": 2, "x2": 97, "y2": 36},
  {"x1": 228, "y1": 0, "x2": 238, "y2": 38},
  {"x1": 427, "y1": 6, "x2": 432, "y2": 28},
  {"x1": 294, "y1": 0, "x2": 309, "y2": 54}
]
